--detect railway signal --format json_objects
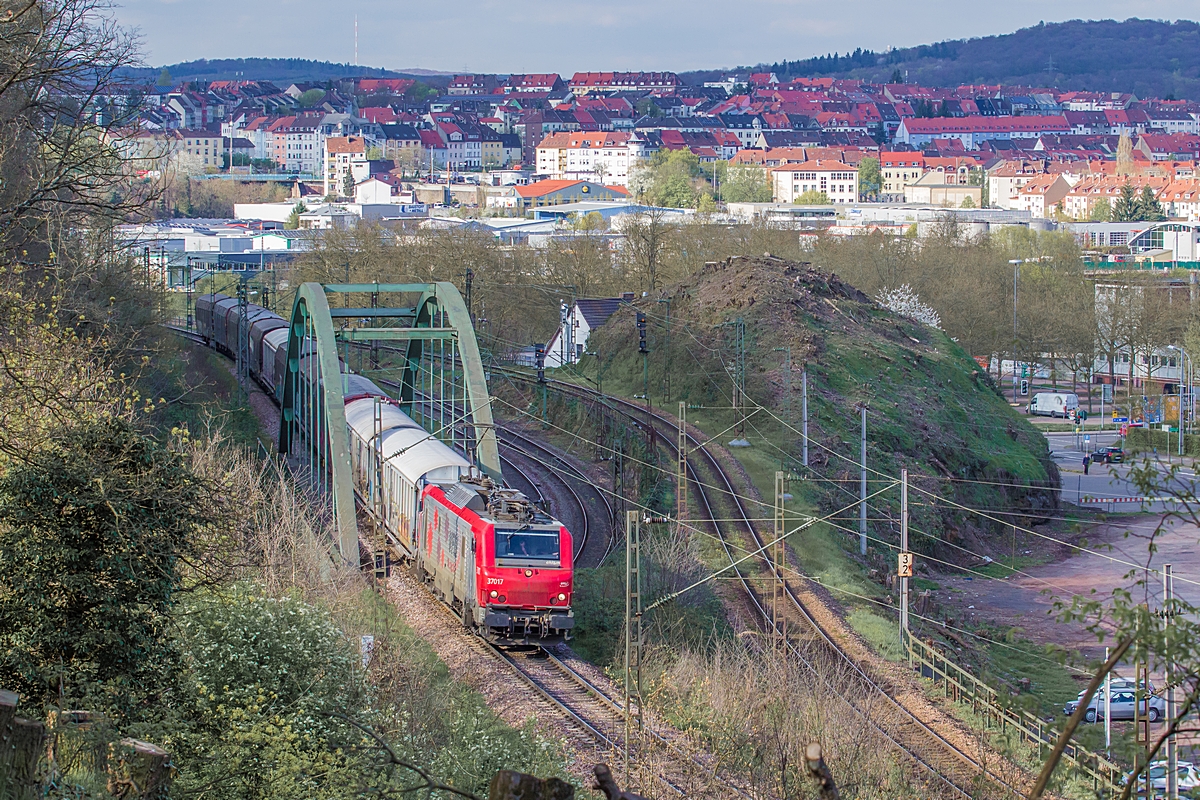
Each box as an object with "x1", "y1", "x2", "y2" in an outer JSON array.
[{"x1": 899, "y1": 469, "x2": 911, "y2": 642}]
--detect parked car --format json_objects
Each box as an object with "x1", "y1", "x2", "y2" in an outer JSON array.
[
  {"x1": 1148, "y1": 760, "x2": 1200, "y2": 793},
  {"x1": 1064, "y1": 687, "x2": 1165, "y2": 722}
]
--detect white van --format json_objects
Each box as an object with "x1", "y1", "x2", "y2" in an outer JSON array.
[{"x1": 1028, "y1": 392, "x2": 1079, "y2": 418}]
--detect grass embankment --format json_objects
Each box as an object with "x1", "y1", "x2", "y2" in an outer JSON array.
[{"x1": 561, "y1": 257, "x2": 1057, "y2": 657}]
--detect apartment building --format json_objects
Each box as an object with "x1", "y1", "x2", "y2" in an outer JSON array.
[
  {"x1": 324, "y1": 135, "x2": 367, "y2": 197},
  {"x1": 174, "y1": 129, "x2": 226, "y2": 169},
  {"x1": 879, "y1": 152, "x2": 927, "y2": 198},
  {"x1": 535, "y1": 131, "x2": 647, "y2": 186},
  {"x1": 770, "y1": 161, "x2": 859, "y2": 204}
]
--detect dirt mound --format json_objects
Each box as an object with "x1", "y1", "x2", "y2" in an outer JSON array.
[{"x1": 683, "y1": 256, "x2": 870, "y2": 321}]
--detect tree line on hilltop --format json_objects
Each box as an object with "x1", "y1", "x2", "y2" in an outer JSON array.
[{"x1": 745, "y1": 18, "x2": 1200, "y2": 100}]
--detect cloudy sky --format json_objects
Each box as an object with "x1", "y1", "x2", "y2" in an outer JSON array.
[{"x1": 118, "y1": 1, "x2": 1198, "y2": 73}]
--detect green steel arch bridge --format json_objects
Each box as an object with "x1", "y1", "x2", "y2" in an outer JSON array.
[{"x1": 276, "y1": 281, "x2": 500, "y2": 566}]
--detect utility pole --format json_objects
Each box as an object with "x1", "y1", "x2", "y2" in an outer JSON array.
[
  {"x1": 859, "y1": 402, "x2": 868, "y2": 556},
  {"x1": 637, "y1": 311, "x2": 649, "y2": 410},
  {"x1": 535, "y1": 342, "x2": 547, "y2": 425},
  {"x1": 774, "y1": 346, "x2": 792, "y2": 421},
  {"x1": 1010, "y1": 259, "x2": 1022, "y2": 404},
  {"x1": 1165, "y1": 563, "x2": 1178, "y2": 800},
  {"x1": 1104, "y1": 645, "x2": 1111, "y2": 754},
  {"x1": 677, "y1": 402, "x2": 688, "y2": 523},
  {"x1": 623, "y1": 510, "x2": 643, "y2": 787},
  {"x1": 464, "y1": 268, "x2": 474, "y2": 325},
  {"x1": 735, "y1": 317, "x2": 746, "y2": 441},
  {"x1": 774, "y1": 471, "x2": 787, "y2": 649},
  {"x1": 802, "y1": 367, "x2": 809, "y2": 468},
  {"x1": 899, "y1": 468, "x2": 910, "y2": 642},
  {"x1": 658, "y1": 297, "x2": 671, "y2": 402}
]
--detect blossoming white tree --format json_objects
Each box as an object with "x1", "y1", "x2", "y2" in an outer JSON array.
[{"x1": 875, "y1": 284, "x2": 941, "y2": 329}]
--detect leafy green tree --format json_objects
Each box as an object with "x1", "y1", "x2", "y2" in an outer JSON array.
[
  {"x1": 794, "y1": 190, "x2": 831, "y2": 205},
  {"x1": 0, "y1": 419, "x2": 208, "y2": 717},
  {"x1": 960, "y1": 195, "x2": 975, "y2": 208},
  {"x1": 285, "y1": 201, "x2": 307, "y2": 229},
  {"x1": 1136, "y1": 185, "x2": 1166, "y2": 221},
  {"x1": 173, "y1": 586, "x2": 362, "y2": 799},
  {"x1": 156, "y1": 67, "x2": 173, "y2": 88},
  {"x1": 857, "y1": 156, "x2": 881, "y2": 200},
  {"x1": 1089, "y1": 196, "x2": 1113, "y2": 222},
  {"x1": 642, "y1": 149, "x2": 703, "y2": 208},
  {"x1": 297, "y1": 88, "x2": 326, "y2": 108},
  {"x1": 342, "y1": 169, "x2": 355, "y2": 198},
  {"x1": 721, "y1": 164, "x2": 772, "y2": 203},
  {"x1": 697, "y1": 193, "x2": 717, "y2": 213},
  {"x1": 1113, "y1": 182, "x2": 1139, "y2": 221}
]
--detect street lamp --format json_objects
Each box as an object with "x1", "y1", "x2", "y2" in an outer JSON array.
[
  {"x1": 1008, "y1": 259, "x2": 1023, "y2": 403},
  {"x1": 1168, "y1": 344, "x2": 1190, "y2": 455}
]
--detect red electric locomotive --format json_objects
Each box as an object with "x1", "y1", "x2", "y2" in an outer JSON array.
[{"x1": 417, "y1": 478, "x2": 574, "y2": 643}]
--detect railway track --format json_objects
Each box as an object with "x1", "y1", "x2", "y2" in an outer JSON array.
[
  {"x1": 497, "y1": 426, "x2": 615, "y2": 566},
  {"x1": 493, "y1": 368, "x2": 1032, "y2": 799},
  {"x1": 430, "y1": 594, "x2": 754, "y2": 800},
  {"x1": 399, "y1": 388, "x2": 611, "y2": 564},
  {"x1": 170, "y1": 326, "x2": 1023, "y2": 797}
]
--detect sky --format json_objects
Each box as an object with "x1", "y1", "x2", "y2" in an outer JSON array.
[{"x1": 118, "y1": 0, "x2": 1199, "y2": 74}]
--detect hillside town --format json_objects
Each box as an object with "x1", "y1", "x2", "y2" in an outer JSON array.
[{"x1": 118, "y1": 71, "x2": 1200, "y2": 245}]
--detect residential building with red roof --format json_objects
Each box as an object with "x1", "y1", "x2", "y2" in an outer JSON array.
[
  {"x1": 1015, "y1": 174, "x2": 1073, "y2": 218},
  {"x1": 448, "y1": 75, "x2": 498, "y2": 96},
  {"x1": 503, "y1": 74, "x2": 565, "y2": 93},
  {"x1": 568, "y1": 72, "x2": 681, "y2": 95},
  {"x1": 535, "y1": 131, "x2": 645, "y2": 186},
  {"x1": 896, "y1": 115, "x2": 1070, "y2": 148},
  {"x1": 879, "y1": 151, "x2": 927, "y2": 198},
  {"x1": 1062, "y1": 175, "x2": 1170, "y2": 219},
  {"x1": 324, "y1": 135, "x2": 366, "y2": 197},
  {"x1": 357, "y1": 79, "x2": 415, "y2": 95},
  {"x1": 1158, "y1": 181, "x2": 1200, "y2": 218}
]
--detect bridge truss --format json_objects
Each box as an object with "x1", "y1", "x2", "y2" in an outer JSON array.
[{"x1": 277, "y1": 282, "x2": 500, "y2": 565}]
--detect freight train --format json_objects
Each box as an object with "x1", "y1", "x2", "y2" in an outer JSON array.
[{"x1": 194, "y1": 293, "x2": 574, "y2": 642}]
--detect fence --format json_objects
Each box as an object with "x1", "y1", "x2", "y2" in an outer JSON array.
[{"x1": 903, "y1": 630, "x2": 1123, "y2": 796}]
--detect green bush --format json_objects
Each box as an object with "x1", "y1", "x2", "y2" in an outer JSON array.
[{"x1": 1125, "y1": 427, "x2": 1200, "y2": 456}]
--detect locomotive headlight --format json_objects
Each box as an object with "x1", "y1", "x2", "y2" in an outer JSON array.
[
  {"x1": 524, "y1": 569, "x2": 533, "y2": 577},
  {"x1": 489, "y1": 590, "x2": 498, "y2": 598},
  {"x1": 557, "y1": 593, "x2": 566, "y2": 602}
]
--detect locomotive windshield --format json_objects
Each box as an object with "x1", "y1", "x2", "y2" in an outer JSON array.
[{"x1": 494, "y1": 527, "x2": 560, "y2": 564}]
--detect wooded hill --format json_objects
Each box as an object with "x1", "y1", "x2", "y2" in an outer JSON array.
[
  {"x1": 121, "y1": 58, "x2": 452, "y2": 84},
  {"x1": 722, "y1": 19, "x2": 1200, "y2": 101}
]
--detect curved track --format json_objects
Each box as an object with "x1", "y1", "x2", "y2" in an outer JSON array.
[
  {"x1": 497, "y1": 427, "x2": 615, "y2": 567},
  {"x1": 493, "y1": 369, "x2": 1030, "y2": 800},
  {"x1": 169, "y1": 327, "x2": 1020, "y2": 797}
]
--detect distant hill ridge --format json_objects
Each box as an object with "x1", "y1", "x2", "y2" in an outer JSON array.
[
  {"x1": 122, "y1": 58, "x2": 453, "y2": 85},
  {"x1": 745, "y1": 18, "x2": 1200, "y2": 100}
]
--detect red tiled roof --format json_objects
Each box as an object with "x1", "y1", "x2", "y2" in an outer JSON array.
[{"x1": 514, "y1": 180, "x2": 628, "y2": 198}]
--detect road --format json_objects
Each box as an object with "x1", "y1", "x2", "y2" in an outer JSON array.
[{"x1": 1043, "y1": 429, "x2": 1198, "y2": 511}]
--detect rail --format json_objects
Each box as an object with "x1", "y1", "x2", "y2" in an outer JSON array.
[
  {"x1": 903, "y1": 628, "x2": 1124, "y2": 796},
  {"x1": 493, "y1": 367, "x2": 1014, "y2": 797}
]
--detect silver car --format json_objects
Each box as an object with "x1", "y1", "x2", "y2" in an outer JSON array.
[{"x1": 1064, "y1": 688, "x2": 1166, "y2": 723}]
